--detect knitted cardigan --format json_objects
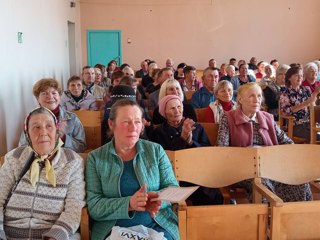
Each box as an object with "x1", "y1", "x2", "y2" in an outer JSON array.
[
  {"x1": 0, "y1": 146, "x2": 85, "y2": 240},
  {"x1": 86, "y1": 139, "x2": 180, "y2": 240}
]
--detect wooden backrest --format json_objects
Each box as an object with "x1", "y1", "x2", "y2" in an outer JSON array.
[
  {"x1": 83, "y1": 125, "x2": 101, "y2": 150},
  {"x1": 194, "y1": 108, "x2": 207, "y2": 122},
  {"x1": 0, "y1": 155, "x2": 4, "y2": 167},
  {"x1": 258, "y1": 144, "x2": 320, "y2": 184},
  {"x1": 255, "y1": 144, "x2": 320, "y2": 240},
  {"x1": 174, "y1": 146, "x2": 257, "y2": 187},
  {"x1": 198, "y1": 122, "x2": 219, "y2": 145},
  {"x1": 196, "y1": 69, "x2": 204, "y2": 80},
  {"x1": 310, "y1": 105, "x2": 320, "y2": 144},
  {"x1": 165, "y1": 150, "x2": 175, "y2": 171},
  {"x1": 72, "y1": 110, "x2": 103, "y2": 150},
  {"x1": 185, "y1": 91, "x2": 195, "y2": 103},
  {"x1": 175, "y1": 147, "x2": 268, "y2": 240},
  {"x1": 72, "y1": 110, "x2": 103, "y2": 126}
]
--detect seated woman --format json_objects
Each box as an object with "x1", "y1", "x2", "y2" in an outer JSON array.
[
  {"x1": 152, "y1": 78, "x2": 197, "y2": 124},
  {"x1": 230, "y1": 63, "x2": 256, "y2": 97},
  {"x1": 203, "y1": 80, "x2": 237, "y2": 123},
  {"x1": 0, "y1": 107, "x2": 85, "y2": 239},
  {"x1": 217, "y1": 82, "x2": 312, "y2": 202},
  {"x1": 301, "y1": 62, "x2": 319, "y2": 93},
  {"x1": 280, "y1": 66, "x2": 320, "y2": 139},
  {"x1": 60, "y1": 75, "x2": 97, "y2": 111},
  {"x1": 19, "y1": 78, "x2": 86, "y2": 153},
  {"x1": 179, "y1": 65, "x2": 202, "y2": 92},
  {"x1": 151, "y1": 95, "x2": 223, "y2": 205},
  {"x1": 259, "y1": 64, "x2": 275, "y2": 89},
  {"x1": 263, "y1": 64, "x2": 290, "y2": 121},
  {"x1": 86, "y1": 99, "x2": 179, "y2": 240}
]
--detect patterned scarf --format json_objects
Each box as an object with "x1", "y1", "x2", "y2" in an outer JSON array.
[{"x1": 24, "y1": 107, "x2": 63, "y2": 187}]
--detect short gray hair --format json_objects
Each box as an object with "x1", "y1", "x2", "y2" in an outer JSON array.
[{"x1": 214, "y1": 80, "x2": 233, "y2": 97}]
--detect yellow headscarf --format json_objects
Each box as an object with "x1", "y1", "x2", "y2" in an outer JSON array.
[{"x1": 24, "y1": 107, "x2": 64, "y2": 187}]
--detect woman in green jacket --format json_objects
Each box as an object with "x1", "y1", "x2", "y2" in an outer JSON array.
[{"x1": 86, "y1": 99, "x2": 179, "y2": 240}]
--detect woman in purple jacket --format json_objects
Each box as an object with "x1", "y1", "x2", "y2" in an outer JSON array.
[{"x1": 217, "y1": 82, "x2": 312, "y2": 202}]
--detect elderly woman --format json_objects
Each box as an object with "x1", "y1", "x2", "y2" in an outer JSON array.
[
  {"x1": 0, "y1": 107, "x2": 85, "y2": 239},
  {"x1": 203, "y1": 80, "x2": 237, "y2": 123},
  {"x1": 230, "y1": 64, "x2": 256, "y2": 97},
  {"x1": 19, "y1": 78, "x2": 86, "y2": 153},
  {"x1": 263, "y1": 64, "x2": 290, "y2": 121},
  {"x1": 280, "y1": 66, "x2": 320, "y2": 139},
  {"x1": 151, "y1": 95, "x2": 210, "y2": 149},
  {"x1": 179, "y1": 65, "x2": 202, "y2": 92},
  {"x1": 152, "y1": 78, "x2": 197, "y2": 124},
  {"x1": 217, "y1": 82, "x2": 312, "y2": 202},
  {"x1": 151, "y1": 95, "x2": 222, "y2": 205},
  {"x1": 301, "y1": 62, "x2": 319, "y2": 93},
  {"x1": 259, "y1": 64, "x2": 275, "y2": 89},
  {"x1": 86, "y1": 99, "x2": 179, "y2": 240},
  {"x1": 60, "y1": 75, "x2": 97, "y2": 111}
]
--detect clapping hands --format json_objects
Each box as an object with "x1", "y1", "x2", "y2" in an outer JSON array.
[
  {"x1": 181, "y1": 118, "x2": 196, "y2": 144},
  {"x1": 129, "y1": 184, "x2": 161, "y2": 218}
]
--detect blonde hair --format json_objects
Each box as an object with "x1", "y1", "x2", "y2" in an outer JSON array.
[
  {"x1": 236, "y1": 82, "x2": 262, "y2": 105},
  {"x1": 158, "y1": 78, "x2": 184, "y2": 102}
]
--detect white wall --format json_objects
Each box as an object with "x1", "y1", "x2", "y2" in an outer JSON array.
[
  {"x1": 0, "y1": 0, "x2": 82, "y2": 155},
  {"x1": 80, "y1": 0, "x2": 320, "y2": 70}
]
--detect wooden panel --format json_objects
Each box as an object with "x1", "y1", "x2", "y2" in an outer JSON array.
[
  {"x1": 174, "y1": 147, "x2": 257, "y2": 188},
  {"x1": 271, "y1": 201, "x2": 320, "y2": 240},
  {"x1": 198, "y1": 122, "x2": 219, "y2": 145},
  {"x1": 72, "y1": 110, "x2": 103, "y2": 126},
  {"x1": 0, "y1": 155, "x2": 4, "y2": 167},
  {"x1": 258, "y1": 144, "x2": 320, "y2": 185},
  {"x1": 183, "y1": 204, "x2": 267, "y2": 240},
  {"x1": 194, "y1": 108, "x2": 207, "y2": 122},
  {"x1": 185, "y1": 91, "x2": 195, "y2": 104},
  {"x1": 84, "y1": 125, "x2": 101, "y2": 150},
  {"x1": 310, "y1": 105, "x2": 320, "y2": 144}
]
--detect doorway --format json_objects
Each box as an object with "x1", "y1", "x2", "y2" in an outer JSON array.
[{"x1": 87, "y1": 30, "x2": 122, "y2": 67}]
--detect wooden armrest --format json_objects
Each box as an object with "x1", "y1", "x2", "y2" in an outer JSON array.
[
  {"x1": 254, "y1": 182, "x2": 284, "y2": 207},
  {"x1": 80, "y1": 207, "x2": 90, "y2": 240},
  {"x1": 310, "y1": 180, "x2": 320, "y2": 192},
  {"x1": 220, "y1": 187, "x2": 231, "y2": 204}
]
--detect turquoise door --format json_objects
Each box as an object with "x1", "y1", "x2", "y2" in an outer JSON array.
[{"x1": 87, "y1": 30, "x2": 122, "y2": 67}]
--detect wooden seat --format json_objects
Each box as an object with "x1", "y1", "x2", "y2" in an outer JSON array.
[
  {"x1": 310, "y1": 104, "x2": 320, "y2": 144},
  {"x1": 194, "y1": 108, "x2": 207, "y2": 122},
  {"x1": 174, "y1": 147, "x2": 268, "y2": 240},
  {"x1": 278, "y1": 106, "x2": 308, "y2": 143},
  {"x1": 253, "y1": 144, "x2": 320, "y2": 240},
  {"x1": 198, "y1": 122, "x2": 219, "y2": 145}
]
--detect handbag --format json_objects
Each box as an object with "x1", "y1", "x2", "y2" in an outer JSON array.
[{"x1": 106, "y1": 225, "x2": 167, "y2": 240}]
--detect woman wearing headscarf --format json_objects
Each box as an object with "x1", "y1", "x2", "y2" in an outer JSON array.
[
  {"x1": 150, "y1": 95, "x2": 223, "y2": 205},
  {"x1": 0, "y1": 107, "x2": 85, "y2": 240}
]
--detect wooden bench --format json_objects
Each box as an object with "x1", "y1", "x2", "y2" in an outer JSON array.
[
  {"x1": 253, "y1": 144, "x2": 320, "y2": 239},
  {"x1": 174, "y1": 147, "x2": 268, "y2": 240},
  {"x1": 72, "y1": 110, "x2": 103, "y2": 150}
]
